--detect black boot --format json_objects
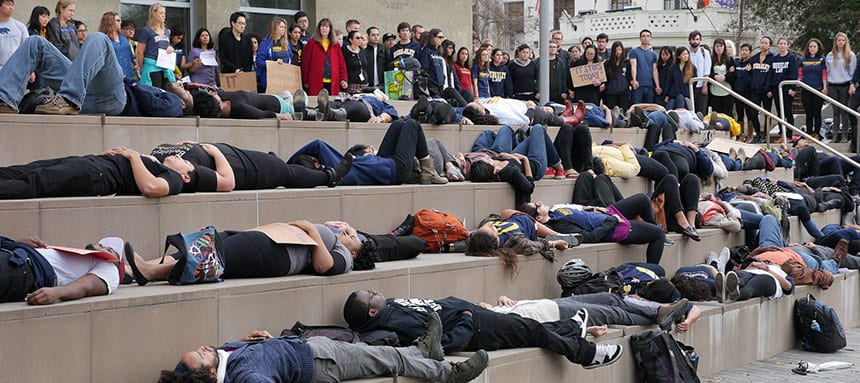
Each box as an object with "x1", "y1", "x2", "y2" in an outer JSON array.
[
  {"x1": 326, "y1": 106, "x2": 348, "y2": 121},
  {"x1": 390, "y1": 214, "x2": 415, "y2": 236},
  {"x1": 411, "y1": 96, "x2": 430, "y2": 123},
  {"x1": 293, "y1": 89, "x2": 307, "y2": 120},
  {"x1": 325, "y1": 153, "x2": 354, "y2": 187},
  {"x1": 316, "y1": 89, "x2": 329, "y2": 121}
]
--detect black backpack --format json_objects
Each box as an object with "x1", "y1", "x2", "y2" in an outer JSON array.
[
  {"x1": 631, "y1": 329, "x2": 701, "y2": 383},
  {"x1": 280, "y1": 321, "x2": 360, "y2": 343},
  {"x1": 561, "y1": 268, "x2": 625, "y2": 297},
  {"x1": 793, "y1": 294, "x2": 847, "y2": 353}
]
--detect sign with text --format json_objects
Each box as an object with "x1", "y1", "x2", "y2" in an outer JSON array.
[
  {"x1": 220, "y1": 71, "x2": 256, "y2": 92},
  {"x1": 570, "y1": 63, "x2": 607, "y2": 87}
]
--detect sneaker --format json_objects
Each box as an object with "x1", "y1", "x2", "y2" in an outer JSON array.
[
  {"x1": 716, "y1": 247, "x2": 730, "y2": 274},
  {"x1": 544, "y1": 168, "x2": 556, "y2": 178},
  {"x1": 714, "y1": 272, "x2": 725, "y2": 303},
  {"x1": 656, "y1": 298, "x2": 689, "y2": 331},
  {"x1": 447, "y1": 350, "x2": 489, "y2": 383},
  {"x1": 446, "y1": 166, "x2": 465, "y2": 182},
  {"x1": 663, "y1": 237, "x2": 674, "y2": 246},
  {"x1": 667, "y1": 110, "x2": 680, "y2": 126},
  {"x1": 34, "y1": 95, "x2": 79, "y2": 115},
  {"x1": 707, "y1": 112, "x2": 719, "y2": 130},
  {"x1": 632, "y1": 106, "x2": 648, "y2": 128},
  {"x1": 553, "y1": 168, "x2": 565, "y2": 180},
  {"x1": 571, "y1": 308, "x2": 589, "y2": 338},
  {"x1": 416, "y1": 311, "x2": 444, "y2": 361},
  {"x1": 705, "y1": 251, "x2": 718, "y2": 268},
  {"x1": 0, "y1": 100, "x2": 16, "y2": 114},
  {"x1": 725, "y1": 271, "x2": 740, "y2": 302},
  {"x1": 584, "y1": 343, "x2": 623, "y2": 369},
  {"x1": 546, "y1": 233, "x2": 583, "y2": 247},
  {"x1": 372, "y1": 87, "x2": 389, "y2": 101}
]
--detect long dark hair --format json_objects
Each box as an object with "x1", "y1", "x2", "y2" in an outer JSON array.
[
  {"x1": 441, "y1": 39, "x2": 456, "y2": 67},
  {"x1": 712, "y1": 38, "x2": 730, "y2": 66},
  {"x1": 312, "y1": 18, "x2": 336, "y2": 42},
  {"x1": 465, "y1": 231, "x2": 518, "y2": 278},
  {"x1": 456, "y1": 47, "x2": 471, "y2": 68},
  {"x1": 605, "y1": 41, "x2": 625, "y2": 79},
  {"x1": 192, "y1": 28, "x2": 214, "y2": 49},
  {"x1": 657, "y1": 46, "x2": 674, "y2": 71},
  {"x1": 462, "y1": 104, "x2": 499, "y2": 126},
  {"x1": 27, "y1": 6, "x2": 50, "y2": 31}
]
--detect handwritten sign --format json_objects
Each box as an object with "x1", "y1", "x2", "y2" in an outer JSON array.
[
  {"x1": 570, "y1": 63, "x2": 606, "y2": 87},
  {"x1": 220, "y1": 72, "x2": 256, "y2": 92}
]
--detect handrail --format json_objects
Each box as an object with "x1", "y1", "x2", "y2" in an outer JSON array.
[
  {"x1": 779, "y1": 80, "x2": 860, "y2": 153},
  {"x1": 689, "y1": 77, "x2": 860, "y2": 171}
]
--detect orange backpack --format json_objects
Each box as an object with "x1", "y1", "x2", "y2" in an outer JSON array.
[{"x1": 411, "y1": 209, "x2": 469, "y2": 252}]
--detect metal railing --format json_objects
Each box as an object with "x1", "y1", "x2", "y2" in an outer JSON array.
[
  {"x1": 689, "y1": 77, "x2": 860, "y2": 171},
  {"x1": 779, "y1": 80, "x2": 860, "y2": 153}
]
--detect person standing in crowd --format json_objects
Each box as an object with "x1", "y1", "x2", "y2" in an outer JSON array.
[
  {"x1": 27, "y1": 5, "x2": 50, "y2": 38},
  {"x1": 800, "y1": 38, "x2": 827, "y2": 139},
  {"x1": 768, "y1": 37, "x2": 798, "y2": 140},
  {"x1": 136, "y1": 3, "x2": 173, "y2": 86},
  {"x1": 749, "y1": 36, "x2": 774, "y2": 143},
  {"x1": 302, "y1": 18, "x2": 347, "y2": 95},
  {"x1": 0, "y1": 0, "x2": 27, "y2": 71},
  {"x1": 655, "y1": 46, "x2": 674, "y2": 109},
  {"x1": 826, "y1": 32, "x2": 855, "y2": 143},
  {"x1": 294, "y1": 10, "x2": 311, "y2": 43},
  {"x1": 603, "y1": 41, "x2": 630, "y2": 110},
  {"x1": 572, "y1": 45, "x2": 603, "y2": 105},
  {"x1": 286, "y1": 24, "x2": 303, "y2": 65},
  {"x1": 343, "y1": 19, "x2": 360, "y2": 46},
  {"x1": 472, "y1": 47, "x2": 491, "y2": 98},
  {"x1": 629, "y1": 29, "x2": 660, "y2": 104},
  {"x1": 411, "y1": 24, "x2": 423, "y2": 45},
  {"x1": 569, "y1": 46, "x2": 582, "y2": 63},
  {"x1": 595, "y1": 33, "x2": 610, "y2": 61},
  {"x1": 342, "y1": 30, "x2": 368, "y2": 94},
  {"x1": 74, "y1": 20, "x2": 86, "y2": 45},
  {"x1": 487, "y1": 48, "x2": 513, "y2": 98},
  {"x1": 364, "y1": 26, "x2": 386, "y2": 87},
  {"x1": 218, "y1": 11, "x2": 253, "y2": 74},
  {"x1": 509, "y1": 44, "x2": 538, "y2": 101},
  {"x1": 663, "y1": 47, "x2": 695, "y2": 110},
  {"x1": 169, "y1": 25, "x2": 185, "y2": 77},
  {"x1": 100, "y1": 11, "x2": 135, "y2": 79},
  {"x1": 735, "y1": 43, "x2": 755, "y2": 141},
  {"x1": 249, "y1": 34, "x2": 260, "y2": 70},
  {"x1": 688, "y1": 30, "x2": 711, "y2": 115},
  {"x1": 454, "y1": 46, "x2": 473, "y2": 93},
  {"x1": 551, "y1": 30, "x2": 572, "y2": 68},
  {"x1": 255, "y1": 17, "x2": 291, "y2": 93},
  {"x1": 46, "y1": 0, "x2": 78, "y2": 60},
  {"x1": 546, "y1": 40, "x2": 572, "y2": 104},
  {"x1": 389, "y1": 21, "x2": 421, "y2": 64},
  {"x1": 185, "y1": 28, "x2": 217, "y2": 86},
  {"x1": 709, "y1": 38, "x2": 735, "y2": 115}
]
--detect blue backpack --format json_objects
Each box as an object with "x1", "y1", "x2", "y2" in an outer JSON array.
[{"x1": 794, "y1": 294, "x2": 847, "y2": 353}]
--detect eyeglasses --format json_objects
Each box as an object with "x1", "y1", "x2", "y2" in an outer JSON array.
[
  {"x1": 235, "y1": 21, "x2": 246, "y2": 26},
  {"x1": 435, "y1": 35, "x2": 444, "y2": 39}
]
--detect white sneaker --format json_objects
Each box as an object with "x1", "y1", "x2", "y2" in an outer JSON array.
[
  {"x1": 584, "y1": 343, "x2": 623, "y2": 369},
  {"x1": 716, "y1": 247, "x2": 730, "y2": 274},
  {"x1": 571, "y1": 308, "x2": 589, "y2": 338},
  {"x1": 373, "y1": 88, "x2": 389, "y2": 101}
]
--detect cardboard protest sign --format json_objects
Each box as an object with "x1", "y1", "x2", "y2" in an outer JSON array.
[
  {"x1": 265, "y1": 62, "x2": 302, "y2": 94},
  {"x1": 570, "y1": 63, "x2": 607, "y2": 87},
  {"x1": 220, "y1": 71, "x2": 256, "y2": 92}
]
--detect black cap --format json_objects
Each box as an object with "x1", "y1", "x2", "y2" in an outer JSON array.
[{"x1": 383, "y1": 32, "x2": 396, "y2": 41}]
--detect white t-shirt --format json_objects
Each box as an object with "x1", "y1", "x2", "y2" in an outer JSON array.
[
  {"x1": 0, "y1": 18, "x2": 28, "y2": 70},
  {"x1": 745, "y1": 264, "x2": 788, "y2": 300},
  {"x1": 492, "y1": 299, "x2": 560, "y2": 323},
  {"x1": 37, "y1": 248, "x2": 120, "y2": 294},
  {"x1": 481, "y1": 97, "x2": 530, "y2": 127}
]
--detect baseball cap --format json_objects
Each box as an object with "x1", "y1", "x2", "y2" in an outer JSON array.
[{"x1": 383, "y1": 32, "x2": 396, "y2": 41}]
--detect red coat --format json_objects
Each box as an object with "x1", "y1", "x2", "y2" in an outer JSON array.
[{"x1": 301, "y1": 38, "x2": 347, "y2": 96}]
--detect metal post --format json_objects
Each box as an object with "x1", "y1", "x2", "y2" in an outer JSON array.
[
  {"x1": 538, "y1": 0, "x2": 551, "y2": 105},
  {"x1": 691, "y1": 77, "x2": 860, "y2": 171},
  {"x1": 779, "y1": 80, "x2": 860, "y2": 154}
]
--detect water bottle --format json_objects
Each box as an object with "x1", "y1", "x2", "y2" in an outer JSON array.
[{"x1": 810, "y1": 319, "x2": 821, "y2": 332}]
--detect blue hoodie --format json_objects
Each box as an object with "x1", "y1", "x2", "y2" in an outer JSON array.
[
  {"x1": 255, "y1": 37, "x2": 294, "y2": 90},
  {"x1": 219, "y1": 337, "x2": 314, "y2": 383},
  {"x1": 487, "y1": 63, "x2": 513, "y2": 98},
  {"x1": 419, "y1": 45, "x2": 446, "y2": 88},
  {"x1": 750, "y1": 51, "x2": 773, "y2": 92}
]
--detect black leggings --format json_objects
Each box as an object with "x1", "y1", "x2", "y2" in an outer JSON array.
[
  {"x1": 377, "y1": 119, "x2": 429, "y2": 184},
  {"x1": 710, "y1": 94, "x2": 734, "y2": 115},
  {"x1": 220, "y1": 231, "x2": 289, "y2": 278},
  {"x1": 602, "y1": 92, "x2": 629, "y2": 111},
  {"x1": 643, "y1": 119, "x2": 675, "y2": 151},
  {"x1": 340, "y1": 99, "x2": 373, "y2": 122},
  {"x1": 553, "y1": 123, "x2": 593, "y2": 172},
  {"x1": 613, "y1": 193, "x2": 666, "y2": 264},
  {"x1": 802, "y1": 88, "x2": 824, "y2": 136},
  {"x1": 652, "y1": 150, "x2": 690, "y2": 179},
  {"x1": 652, "y1": 174, "x2": 699, "y2": 231},
  {"x1": 571, "y1": 173, "x2": 623, "y2": 207},
  {"x1": 635, "y1": 154, "x2": 670, "y2": 183},
  {"x1": 736, "y1": 270, "x2": 777, "y2": 300},
  {"x1": 750, "y1": 90, "x2": 773, "y2": 137},
  {"x1": 243, "y1": 150, "x2": 330, "y2": 189}
]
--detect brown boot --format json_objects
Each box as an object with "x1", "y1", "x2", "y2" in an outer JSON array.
[
  {"x1": 562, "y1": 100, "x2": 575, "y2": 117},
  {"x1": 418, "y1": 156, "x2": 448, "y2": 184},
  {"x1": 563, "y1": 115, "x2": 583, "y2": 126},
  {"x1": 833, "y1": 239, "x2": 849, "y2": 267},
  {"x1": 572, "y1": 100, "x2": 585, "y2": 124}
]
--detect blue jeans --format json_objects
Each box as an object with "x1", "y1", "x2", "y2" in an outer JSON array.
[
  {"x1": 0, "y1": 33, "x2": 126, "y2": 115},
  {"x1": 472, "y1": 125, "x2": 561, "y2": 180},
  {"x1": 665, "y1": 94, "x2": 686, "y2": 110},
  {"x1": 631, "y1": 85, "x2": 655, "y2": 104},
  {"x1": 758, "y1": 215, "x2": 785, "y2": 248}
]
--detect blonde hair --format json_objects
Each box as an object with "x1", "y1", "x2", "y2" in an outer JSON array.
[
  {"x1": 146, "y1": 3, "x2": 166, "y2": 30},
  {"x1": 268, "y1": 17, "x2": 288, "y2": 50},
  {"x1": 55, "y1": 0, "x2": 74, "y2": 26},
  {"x1": 832, "y1": 32, "x2": 853, "y2": 70}
]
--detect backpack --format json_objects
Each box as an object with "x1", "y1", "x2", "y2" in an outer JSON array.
[
  {"x1": 412, "y1": 209, "x2": 469, "y2": 252},
  {"x1": 631, "y1": 329, "x2": 701, "y2": 383},
  {"x1": 280, "y1": 321, "x2": 360, "y2": 343},
  {"x1": 561, "y1": 268, "x2": 625, "y2": 297},
  {"x1": 793, "y1": 294, "x2": 847, "y2": 353}
]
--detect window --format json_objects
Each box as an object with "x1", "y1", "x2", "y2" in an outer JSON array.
[
  {"x1": 121, "y1": 1, "x2": 192, "y2": 50},
  {"x1": 504, "y1": 2, "x2": 524, "y2": 34},
  {"x1": 611, "y1": 0, "x2": 632, "y2": 10},
  {"x1": 554, "y1": 0, "x2": 576, "y2": 30},
  {"x1": 664, "y1": 0, "x2": 689, "y2": 9},
  {"x1": 240, "y1": 0, "x2": 301, "y2": 39}
]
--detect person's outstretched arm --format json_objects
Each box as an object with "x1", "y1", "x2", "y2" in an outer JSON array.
[
  {"x1": 290, "y1": 220, "x2": 334, "y2": 273},
  {"x1": 25, "y1": 273, "x2": 108, "y2": 305}
]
